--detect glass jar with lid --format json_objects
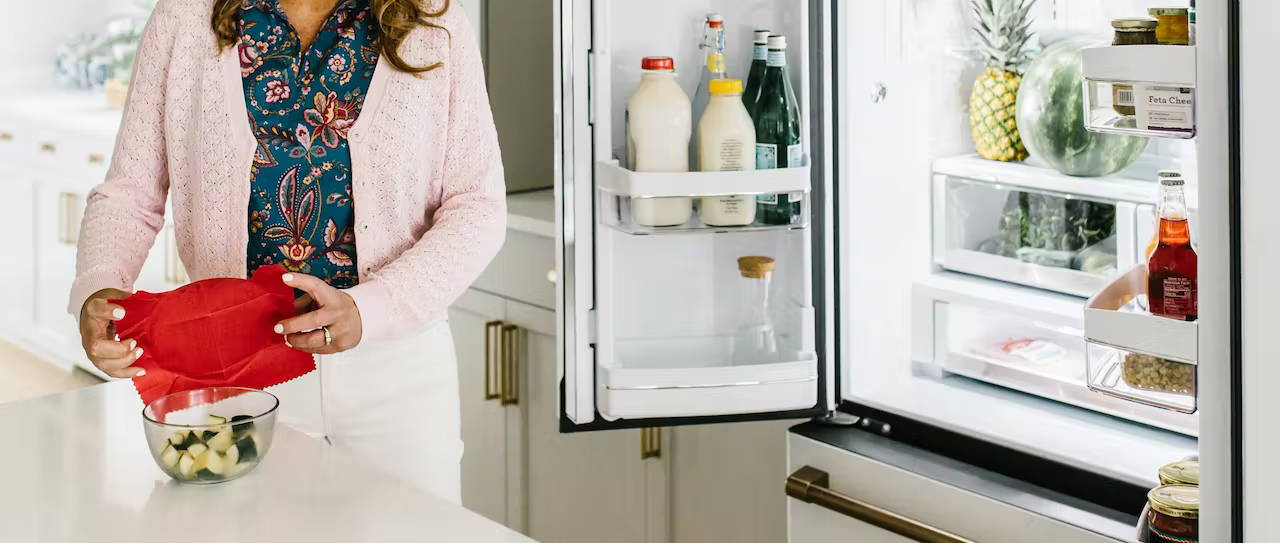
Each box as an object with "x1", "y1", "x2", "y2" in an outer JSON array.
[
  {"x1": 1147, "y1": 484, "x2": 1199, "y2": 543},
  {"x1": 1110, "y1": 18, "x2": 1158, "y2": 116},
  {"x1": 1149, "y1": 8, "x2": 1190, "y2": 45},
  {"x1": 1158, "y1": 459, "x2": 1200, "y2": 486},
  {"x1": 732, "y1": 256, "x2": 779, "y2": 365}
]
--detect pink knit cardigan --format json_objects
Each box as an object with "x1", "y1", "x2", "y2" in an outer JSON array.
[{"x1": 69, "y1": 0, "x2": 506, "y2": 342}]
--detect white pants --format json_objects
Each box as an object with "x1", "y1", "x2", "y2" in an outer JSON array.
[{"x1": 267, "y1": 321, "x2": 463, "y2": 503}]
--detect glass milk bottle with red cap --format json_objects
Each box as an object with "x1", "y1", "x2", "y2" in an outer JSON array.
[{"x1": 625, "y1": 56, "x2": 693, "y2": 227}]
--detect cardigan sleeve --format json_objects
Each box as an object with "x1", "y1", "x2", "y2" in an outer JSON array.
[
  {"x1": 345, "y1": 8, "x2": 507, "y2": 341},
  {"x1": 67, "y1": 0, "x2": 177, "y2": 319}
]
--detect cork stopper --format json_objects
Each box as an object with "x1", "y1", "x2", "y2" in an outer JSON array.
[{"x1": 737, "y1": 256, "x2": 776, "y2": 279}]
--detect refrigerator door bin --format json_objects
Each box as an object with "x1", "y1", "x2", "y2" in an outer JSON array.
[
  {"x1": 1085, "y1": 264, "x2": 1198, "y2": 413},
  {"x1": 598, "y1": 334, "x2": 818, "y2": 420},
  {"x1": 912, "y1": 273, "x2": 1197, "y2": 435},
  {"x1": 1082, "y1": 45, "x2": 1196, "y2": 139},
  {"x1": 931, "y1": 155, "x2": 1156, "y2": 298},
  {"x1": 596, "y1": 159, "x2": 811, "y2": 234}
]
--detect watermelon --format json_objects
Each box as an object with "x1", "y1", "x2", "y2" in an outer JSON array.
[{"x1": 1016, "y1": 38, "x2": 1148, "y2": 177}]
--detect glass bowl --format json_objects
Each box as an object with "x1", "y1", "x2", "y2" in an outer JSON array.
[{"x1": 142, "y1": 387, "x2": 278, "y2": 484}]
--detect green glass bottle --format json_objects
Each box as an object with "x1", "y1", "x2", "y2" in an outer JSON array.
[
  {"x1": 743, "y1": 29, "x2": 770, "y2": 118},
  {"x1": 754, "y1": 35, "x2": 803, "y2": 225}
]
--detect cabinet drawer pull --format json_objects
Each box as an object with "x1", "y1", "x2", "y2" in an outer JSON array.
[
  {"x1": 88, "y1": 153, "x2": 105, "y2": 164},
  {"x1": 40, "y1": 142, "x2": 56, "y2": 153},
  {"x1": 484, "y1": 321, "x2": 503, "y2": 401},
  {"x1": 58, "y1": 192, "x2": 80, "y2": 245},
  {"x1": 640, "y1": 428, "x2": 661, "y2": 459},
  {"x1": 0, "y1": 132, "x2": 12, "y2": 141},
  {"x1": 546, "y1": 268, "x2": 557, "y2": 284},
  {"x1": 500, "y1": 325, "x2": 520, "y2": 406},
  {"x1": 785, "y1": 466, "x2": 973, "y2": 543}
]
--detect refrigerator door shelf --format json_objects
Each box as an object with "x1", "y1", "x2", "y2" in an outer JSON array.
[
  {"x1": 912, "y1": 272, "x2": 1197, "y2": 436},
  {"x1": 1082, "y1": 46, "x2": 1197, "y2": 140},
  {"x1": 1084, "y1": 264, "x2": 1199, "y2": 364},
  {"x1": 600, "y1": 192, "x2": 810, "y2": 235},
  {"x1": 1086, "y1": 340, "x2": 1196, "y2": 414},
  {"x1": 598, "y1": 334, "x2": 818, "y2": 420}
]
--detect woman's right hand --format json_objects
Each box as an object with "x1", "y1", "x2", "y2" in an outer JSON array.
[{"x1": 79, "y1": 288, "x2": 145, "y2": 378}]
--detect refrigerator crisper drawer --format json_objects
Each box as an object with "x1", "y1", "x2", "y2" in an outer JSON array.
[
  {"x1": 931, "y1": 155, "x2": 1156, "y2": 298},
  {"x1": 912, "y1": 273, "x2": 1197, "y2": 435}
]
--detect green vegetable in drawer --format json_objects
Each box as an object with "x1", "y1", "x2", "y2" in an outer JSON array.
[{"x1": 981, "y1": 190, "x2": 1116, "y2": 270}]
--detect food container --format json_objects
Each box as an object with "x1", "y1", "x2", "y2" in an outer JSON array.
[
  {"x1": 1159, "y1": 459, "x2": 1200, "y2": 486},
  {"x1": 1147, "y1": 484, "x2": 1199, "y2": 542},
  {"x1": 142, "y1": 387, "x2": 278, "y2": 484},
  {"x1": 1149, "y1": 8, "x2": 1190, "y2": 45},
  {"x1": 1123, "y1": 352, "x2": 1195, "y2": 395},
  {"x1": 1109, "y1": 18, "x2": 1158, "y2": 117}
]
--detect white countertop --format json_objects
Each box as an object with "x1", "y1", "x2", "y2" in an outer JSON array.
[
  {"x1": 506, "y1": 189, "x2": 554, "y2": 238},
  {"x1": 0, "y1": 381, "x2": 534, "y2": 543}
]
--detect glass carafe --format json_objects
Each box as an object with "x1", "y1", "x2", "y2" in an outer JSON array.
[{"x1": 732, "y1": 256, "x2": 779, "y2": 365}]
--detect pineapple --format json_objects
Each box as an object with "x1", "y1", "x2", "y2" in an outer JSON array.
[{"x1": 969, "y1": 0, "x2": 1035, "y2": 162}]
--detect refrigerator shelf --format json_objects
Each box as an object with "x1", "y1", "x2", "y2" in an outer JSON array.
[
  {"x1": 597, "y1": 335, "x2": 818, "y2": 420},
  {"x1": 1082, "y1": 45, "x2": 1196, "y2": 139},
  {"x1": 1085, "y1": 264, "x2": 1198, "y2": 413},
  {"x1": 595, "y1": 159, "x2": 811, "y2": 198}
]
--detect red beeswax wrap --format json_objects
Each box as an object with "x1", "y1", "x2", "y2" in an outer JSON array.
[{"x1": 110, "y1": 265, "x2": 315, "y2": 405}]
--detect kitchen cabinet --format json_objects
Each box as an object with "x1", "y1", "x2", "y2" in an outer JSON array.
[
  {"x1": 31, "y1": 180, "x2": 87, "y2": 366},
  {"x1": 0, "y1": 164, "x2": 34, "y2": 331},
  {"x1": 669, "y1": 420, "x2": 793, "y2": 543},
  {"x1": 451, "y1": 289, "x2": 524, "y2": 530}
]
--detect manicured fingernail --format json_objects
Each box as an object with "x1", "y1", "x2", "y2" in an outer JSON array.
[
  {"x1": 134, "y1": 347, "x2": 144, "y2": 358},
  {"x1": 135, "y1": 369, "x2": 147, "y2": 377},
  {"x1": 282, "y1": 273, "x2": 294, "y2": 282},
  {"x1": 112, "y1": 308, "x2": 126, "y2": 319},
  {"x1": 129, "y1": 339, "x2": 137, "y2": 350},
  {"x1": 114, "y1": 334, "x2": 121, "y2": 341},
  {"x1": 274, "y1": 323, "x2": 285, "y2": 334}
]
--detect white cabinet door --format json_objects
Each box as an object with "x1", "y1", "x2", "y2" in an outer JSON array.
[
  {"x1": 31, "y1": 182, "x2": 86, "y2": 366},
  {"x1": 670, "y1": 420, "x2": 795, "y2": 543},
  {"x1": 451, "y1": 289, "x2": 516, "y2": 528},
  {"x1": 515, "y1": 300, "x2": 661, "y2": 543},
  {"x1": 0, "y1": 172, "x2": 34, "y2": 329}
]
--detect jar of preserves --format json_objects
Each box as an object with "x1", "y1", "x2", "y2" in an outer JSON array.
[
  {"x1": 1158, "y1": 460, "x2": 1200, "y2": 486},
  {"x1": 1149, "y1": 8, "x2": 1190, "y2": 45},
  {"x1": 1110, "y1": 18, "x2": 1158, "y2": 116},
  {"x1": 1148, "y1": 484, "x2": 1199, "y2": 543}
]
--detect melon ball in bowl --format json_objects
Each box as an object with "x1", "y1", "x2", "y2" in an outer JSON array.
[{"x1": 142, "y1": 387, "x2": 278, "y2": 484}]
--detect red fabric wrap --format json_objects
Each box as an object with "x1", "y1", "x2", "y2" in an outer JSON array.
[{"x1": 110, "y1": 265, "x2": 315, "y2": 405}]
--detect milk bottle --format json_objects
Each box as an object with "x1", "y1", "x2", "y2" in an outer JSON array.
[{"x1": 625, "y1": 56, "x2": 692, "y2": 227}]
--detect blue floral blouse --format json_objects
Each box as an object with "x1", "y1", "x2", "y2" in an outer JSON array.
[{"x1": 238, "y1": 0, "x2": 379, "y2": 288}]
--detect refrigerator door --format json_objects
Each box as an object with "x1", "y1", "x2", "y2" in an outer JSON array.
[{"x1": 555, "y1": 0, "x2": 837, "y2": 428}]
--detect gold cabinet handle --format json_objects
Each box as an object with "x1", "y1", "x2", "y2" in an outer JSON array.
[
  {"x1": 58, "y1": 192, "x2": 80, "y2": 245},
  {"x1": 546, "y1": 268, "x2": 557, "y2": 284},
  {"x1": 484, "y1": 321, "x2": 503, "y2": 401},
  {"x1": 640, "y1": 428, "x2": 661, "y2": 459},
  {"x1": 500, "y1": 325, "x2": 520, "y2": 406},
  {"x1": 39, "y1": 142, "x2": 56, "y2": 153},
  {"x1": 0, "y1": 132, "x2": 12, "y2": 141},
  {"x1": 786, "y1": 466, "x2": 974, "y2": 543},
  {"x1": 88, "y1": 153, "x2": 105, "y2": 164}
]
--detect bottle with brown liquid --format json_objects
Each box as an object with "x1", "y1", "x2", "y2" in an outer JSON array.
[{"x1": 1148, "y1": 176, "x2": 1197, "y2": 321}]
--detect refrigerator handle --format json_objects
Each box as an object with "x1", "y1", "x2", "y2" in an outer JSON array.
[{"x1": 785, "y1": 466, "x2": 975, "y2": 543}]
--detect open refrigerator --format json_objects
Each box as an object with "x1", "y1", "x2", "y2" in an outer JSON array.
[{"x1": 554, "y1": 0, "x2": 1241, "y2": 540}]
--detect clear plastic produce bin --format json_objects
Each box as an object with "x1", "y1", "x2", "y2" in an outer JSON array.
[
  {"x1": 1085, "y1": 264, "x2": 1198, "y2": 413},
  {"x1": 595, "y1": 160, "x2": 810, "y2": 234},
  {"x1": 1082, "y1": 45, "x2": 1196, "y2": 139},
  {"x1": 931, "y1": 155, "x2": 1156, "y2": 298}
]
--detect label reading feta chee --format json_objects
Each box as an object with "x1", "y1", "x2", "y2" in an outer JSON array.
[{"x1": 1136, "y1": 85, "x2": 1195, "y2": 135}]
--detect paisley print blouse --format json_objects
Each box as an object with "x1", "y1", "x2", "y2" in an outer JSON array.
[{"x1": 239, "y1": 0, "x2": 379, "y2": 288}]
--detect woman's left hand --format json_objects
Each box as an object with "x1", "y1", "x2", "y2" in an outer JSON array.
[{"x1": 274, "y1": 272, "x2": 363, "y2": 354}]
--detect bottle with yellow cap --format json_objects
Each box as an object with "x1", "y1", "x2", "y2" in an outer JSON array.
[{"x1": 697, "y1": 78, "x2": 757, "y2": 226}]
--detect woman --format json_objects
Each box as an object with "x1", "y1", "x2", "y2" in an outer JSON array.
[{"x1": 69, "y1": 0, "x2": 505, "y2": 501}]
